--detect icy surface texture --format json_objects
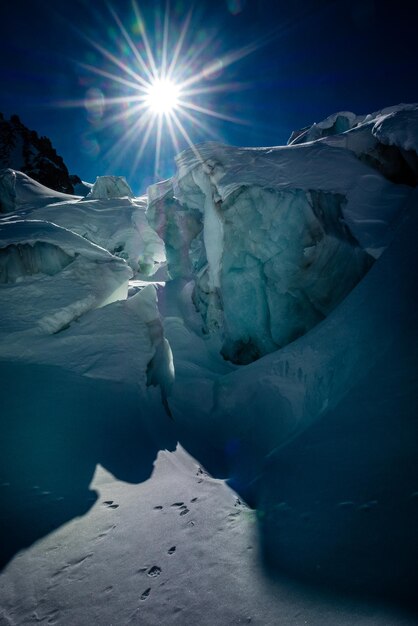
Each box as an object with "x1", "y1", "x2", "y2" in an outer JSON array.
[
  {"x1": 147, "y1": 178, "x2": 202, "y2": 279},
  {"x1": 0, "y1": 241, "x2": 73, "y2": 283},
  {"x1": 167, "y1": 188, "x2": 418, "y2": 494},
  {"x1": 149, "y1": 105, "x2": 417, "y2": 362},
  {"x1": 0, "y1": 220, "x2": 132, "y2": 336},
  {"x1": 149, "y1": 147, "x2": 388, "y2": 362},
  {"x1": 246, "y1": 193, "x2": 418, "y2": 599},
  {"x1": 287, "y1": 111, "x2": 358, "y2": 145},
  {"x1": 289, "y1": 103, "x2": 418, "y2": 187},
  {"x1": 2, "y1": 171, "x2": 165, "y2": 276},
  {"x1": 87, "y1": 175, "x2": 134, "y2": 199},
  {"x1": 0, "y1": 168, "x2": 79, "y2": 213},
  {"x1": 372, "y1": 105, "x2": 418, "y2": 153},
  {"x1": 25, "y1": 195, "x2": 165, "y2": 276}
]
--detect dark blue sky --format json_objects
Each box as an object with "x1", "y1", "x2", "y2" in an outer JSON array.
[{"x1": 0, "y1": 0, "x2": 417, "y2": 194}]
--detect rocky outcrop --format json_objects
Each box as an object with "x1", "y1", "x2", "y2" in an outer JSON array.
[{"x1": 0, "y1": 113, "x2": 74, "y2": 194}]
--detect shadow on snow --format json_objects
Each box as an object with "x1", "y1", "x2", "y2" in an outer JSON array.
[{"x1": 0, "y1": 360, "x2": 177, "y2": 569}]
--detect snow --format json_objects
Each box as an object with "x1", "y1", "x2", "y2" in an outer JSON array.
[
  {"x1": 0, "y1": 220, "x2": 132, "y2": 336},
  {"x1": 2, "y1": 170, "x2": 166, "y2": 276},
  {"x1": 149, "y1": 142, "x2": 387, "y2": 361},
  {"x1": 372, "y1": 106, "x2": 418, "y2": 154},
  {"x1": 287, "y1": 103, "x2": 418, "y2": 189},
  {"x1": 1, "y1": 103, "x2": 418, "y2": 624},
  {"x1": 0, "y1": 168, "x2": 79, "y2": 213},
  {"x1": 172, "y1": 188, "x2": 418, "y2": 474},
  {"x1": 87, "y1": 175, "x2": 134, "y2": 199},
  {"x1": 287, "y1": 110, "x2": 359, "y2": 144},
  {"x1": 1, "y1": 442, "x2": 414, "y2": 626},
  {"x1": 287, "y1": 103, "x2": 418, "y2": 150},
  {"x1": 147, "y1": 105, "x2": 417, "y2": 363}
]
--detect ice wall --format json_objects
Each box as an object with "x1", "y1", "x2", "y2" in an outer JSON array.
[
  {"x1": 87, "y1": 175, "x2": 134, "y2": 199},
  {"x1": 0, "y1": 241, "x2": 73, "y2": 283},
  {"x1": 148, "y1": 147, "x2": 378, "y2": 363},
  {"x1": 0, "y1": 220, "x2": 132, "y2": 336},
  {"x1": 289, "y1": 104, "x2": 418, "y2": 187},
  {"x1": 3, "y1": 172, "x2": 166, "y2": 277}
]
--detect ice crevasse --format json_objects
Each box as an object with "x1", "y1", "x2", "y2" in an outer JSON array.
[{"x1": 147, "y1": 106, "x2": 417, "y2": 363}]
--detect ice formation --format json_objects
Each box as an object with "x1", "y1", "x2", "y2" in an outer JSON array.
[
  {"x1": 0, "y1": 220, "x2": 132, "y2": 336},
  {"x1": 287, "y1": 110, "x2": 359, "y2": 145},
  {"x1": 87, "y1": 175, "x2": 134, "y2": 199},
  {"x1": 148, "y1": 148, "x2": 406, "y2": 362},
  {"x1": 289, "y1": 103, "x2": 418, "y2": 187},
  {"x1": 2, "y1": 170, "x2": 165, "y2": 276},
  {"x1": 1, "y1": 103, "x2": 418, "y2": 619}
]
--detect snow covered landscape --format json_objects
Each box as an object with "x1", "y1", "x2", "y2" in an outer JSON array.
[{"x1": 0, "y1": 101, "x2": 417, "y2": 625}]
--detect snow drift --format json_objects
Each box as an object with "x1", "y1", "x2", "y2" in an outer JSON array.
[{"x1": 0, "y1": 168, "x2": 79, "y2": 213}]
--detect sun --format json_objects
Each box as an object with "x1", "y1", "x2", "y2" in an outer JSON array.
[
  {"x1": 145, "y1": 78, "x2": 180, "y2": 115},
  {"x1": 62, "y1": 2, "x2": 259, "y2": 180}
]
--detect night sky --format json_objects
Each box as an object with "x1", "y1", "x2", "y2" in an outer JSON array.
[{"x1": 0, "y1": 0, "x2": 417, "y2": 193}]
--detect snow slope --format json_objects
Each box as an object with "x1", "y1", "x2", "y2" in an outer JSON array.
[
  {"x1": 0, "y1": 103, "x2": 417, "y2": 624},
  {"x1": 0, "y1": 168, "x2": 80, "y2": 212}
]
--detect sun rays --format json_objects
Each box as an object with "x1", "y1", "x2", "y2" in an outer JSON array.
[{"x1": 59, "y1": 1, "x2": 260, "y2": 183}]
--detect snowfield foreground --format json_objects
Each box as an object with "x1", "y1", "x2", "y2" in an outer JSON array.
[{"x1": 0, "y1": 104, "x2": 418, "y2": 625}]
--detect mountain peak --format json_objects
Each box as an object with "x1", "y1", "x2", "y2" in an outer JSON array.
[{"x1": 0, "y1": 114, "x2": 74, "y2": 194}]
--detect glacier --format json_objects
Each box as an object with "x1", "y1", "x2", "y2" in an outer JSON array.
[
  {"x1": 1, "y1": 169, "x2": 166, "y2": 276},
  {"x1": 289, "y1": 103, "x2": 418, "y2": 187},
  {"x1": 0, "y1": 219, "x2": 132, "y2": 337},
  {"x1": 1, "y1": 102, "x2": 418, "y2": 623},
  {"x1": 86, "y1": 175, "x2": 134, "y2": 199},
  {"x1": 147, "y1": 108, "x2": 415, "y2": 362},
  {"x1": 0, "y1": 168, "x2": 79, "y2": 213}
]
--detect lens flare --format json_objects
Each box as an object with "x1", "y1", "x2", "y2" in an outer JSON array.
[{"x1": 58, "y1": 2, "x2": 264, "y2": 181}]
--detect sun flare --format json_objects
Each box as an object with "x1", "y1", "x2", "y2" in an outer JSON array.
[
  {"x1": 145, "y1": 78, "x2": 180, "y2": 115},
  {"x1": 60, "y1": 2, "x2": 260, "y2": 180}
]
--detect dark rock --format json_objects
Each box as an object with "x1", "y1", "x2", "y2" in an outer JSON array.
[{"x1": 0, "y1": 113, "x2": 75, "y2": 194}]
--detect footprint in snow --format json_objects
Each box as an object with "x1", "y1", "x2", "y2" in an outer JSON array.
[
  {"x1": 103, "y1": 500, "x2": 119, "y2": 509},
  {"x1": 140, "y1": 588, "x2": 151, "y2": 601},
  {"x1": 147, "y1": 566, "x2": 161, "y2": 577},
  {"x1": 153, "y1": 505, "x2": 163, "y2": 510},
  {"x1": 180, "y1": 508, "x2": 190, "y2": 516},
  {"x1": 167, "y1": 546, "x2": 176, "y2": 555}
]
